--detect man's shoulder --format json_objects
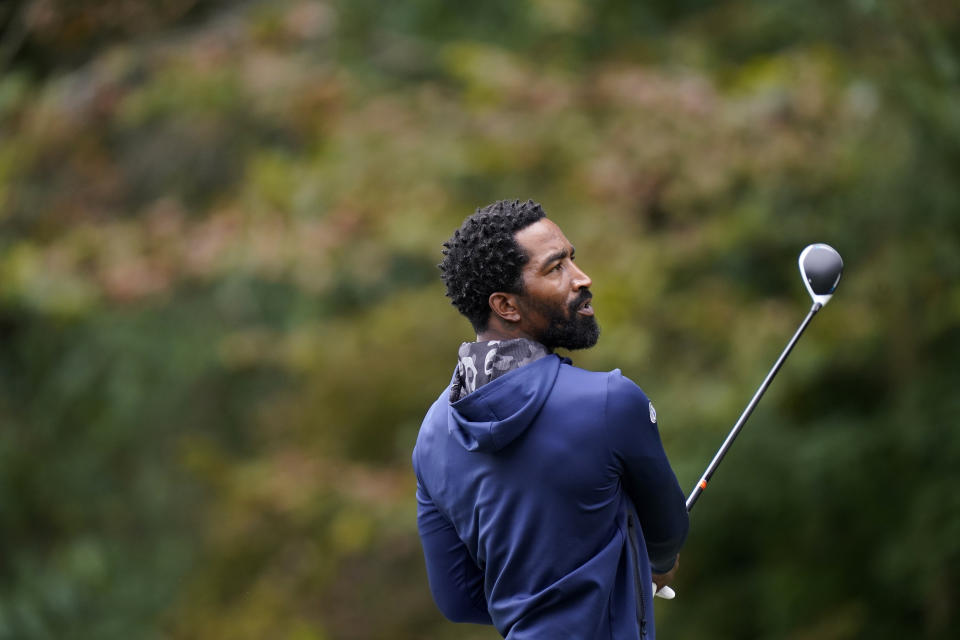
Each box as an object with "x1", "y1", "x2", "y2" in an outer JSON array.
[
  {"x1": 422, "y1": 385, "x2": 451, "y2": 425},
  {"x1": 551, "y1": 362, "x2": 646, "y2": 407},
  {"x1": 558, "y1": 361, "x2": 641, "y2": 389},
  {"x1": 557, "y1": 363, "x2": 651, "y2": 411},
  {"x1": 412, "y1": 387, "x2": 452, "y2": 469}
]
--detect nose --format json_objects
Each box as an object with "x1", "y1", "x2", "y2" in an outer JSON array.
[{"x1": 572, "y1": 263, "x2": 592, "y2": 290}]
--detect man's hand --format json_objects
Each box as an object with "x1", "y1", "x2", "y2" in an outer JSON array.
[{"x1": 652, "y1": 555, "x2": 679, "y2": 599}]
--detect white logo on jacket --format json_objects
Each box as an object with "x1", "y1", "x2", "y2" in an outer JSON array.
[{"x1": 649, "y1": 401, "x2": 657, "y2": 423}]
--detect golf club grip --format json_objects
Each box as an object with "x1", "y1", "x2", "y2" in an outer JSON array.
[{"x1": 685, "y1": 302, "x2": 821, "y2": 512}]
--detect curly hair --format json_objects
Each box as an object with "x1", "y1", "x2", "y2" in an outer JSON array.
[{"x1": 440, "y1": 199, "x2": 547, "y2": 332}]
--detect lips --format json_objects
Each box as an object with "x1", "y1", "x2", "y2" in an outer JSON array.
[{"x1": 576, "y1": 297, "x2": 594, "y2": 316}]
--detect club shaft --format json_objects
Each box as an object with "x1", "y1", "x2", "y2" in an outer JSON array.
[{"x1": 685, "y1": 302, "x2": 822, "y2": 512}]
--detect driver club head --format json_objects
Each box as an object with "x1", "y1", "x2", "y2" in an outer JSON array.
[{"x1": 799, "y1": 243, "x2": 843, "y2": 307}]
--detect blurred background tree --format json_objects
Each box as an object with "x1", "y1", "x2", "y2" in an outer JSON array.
[{"x1": 1, "y1": 0, "x2": 958, "y2": 638}]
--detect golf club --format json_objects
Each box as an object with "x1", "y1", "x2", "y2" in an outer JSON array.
[{"x1": 654, "y1": 243, "x2": 843, "y2": 600}]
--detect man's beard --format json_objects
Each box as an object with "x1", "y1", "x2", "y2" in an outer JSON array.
[{"x1": 531, "y1": 290, "x2": 600, "y2": 351}]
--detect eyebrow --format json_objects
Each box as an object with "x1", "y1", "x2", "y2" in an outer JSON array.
[{"x1": 539, "y1": 246, "x2": 575, "y2": 270}]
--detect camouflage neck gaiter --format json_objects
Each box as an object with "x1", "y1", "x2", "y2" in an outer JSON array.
[{"x1": 450, "y1": 338, "x2": 550, "y2": 402}]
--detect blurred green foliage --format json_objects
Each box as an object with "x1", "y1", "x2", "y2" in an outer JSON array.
[{"x1": 1, "y1": 0, "x2": 958, "y2": 638}]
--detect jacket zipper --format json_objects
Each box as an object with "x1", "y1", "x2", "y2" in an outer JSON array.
[{"x1": 626, "y1": 513, "x2": 647, "y2": 638}]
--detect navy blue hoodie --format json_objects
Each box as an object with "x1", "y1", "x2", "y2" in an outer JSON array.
[{"x1": 413, "y1": 353, "x2": 689, "y2": 639}]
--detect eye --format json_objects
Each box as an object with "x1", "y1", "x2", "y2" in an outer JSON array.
[{"x1": 551, "y1": 263, "x2": 563, "y2": 272}]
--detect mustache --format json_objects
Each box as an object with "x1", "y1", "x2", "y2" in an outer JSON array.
[{"x1": 569, "y1": 289, "x2": 593, "y2": 312}]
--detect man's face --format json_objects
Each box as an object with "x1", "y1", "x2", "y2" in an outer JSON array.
[{"x1": 512, "y1": 219, "x2": 599, "y2": 350}]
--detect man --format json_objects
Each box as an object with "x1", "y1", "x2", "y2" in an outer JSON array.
[{"x1": 413, "y1": 199, "x2": 689, "y2": 639}]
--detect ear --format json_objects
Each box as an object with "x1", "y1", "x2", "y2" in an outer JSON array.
[{"x1": 488, "y1": 292, "x2": 521, "y2": 323}]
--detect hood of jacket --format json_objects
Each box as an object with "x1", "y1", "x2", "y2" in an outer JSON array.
[{"x1": 447, "y1": 353, "x2": 564, "y2": 453}]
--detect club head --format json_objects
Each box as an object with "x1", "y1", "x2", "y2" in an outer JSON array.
[{"x1": 799, "y1": 243, "x2": 843, "y2": 307}]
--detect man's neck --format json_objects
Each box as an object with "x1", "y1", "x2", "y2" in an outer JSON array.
[{"x1": 476, "y1": 319, "x2": 538, "y2": 344}]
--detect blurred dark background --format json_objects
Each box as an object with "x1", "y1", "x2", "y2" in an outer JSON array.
[{"x1": 1, "y1": 1, "x2": 958, "y2": 638}]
